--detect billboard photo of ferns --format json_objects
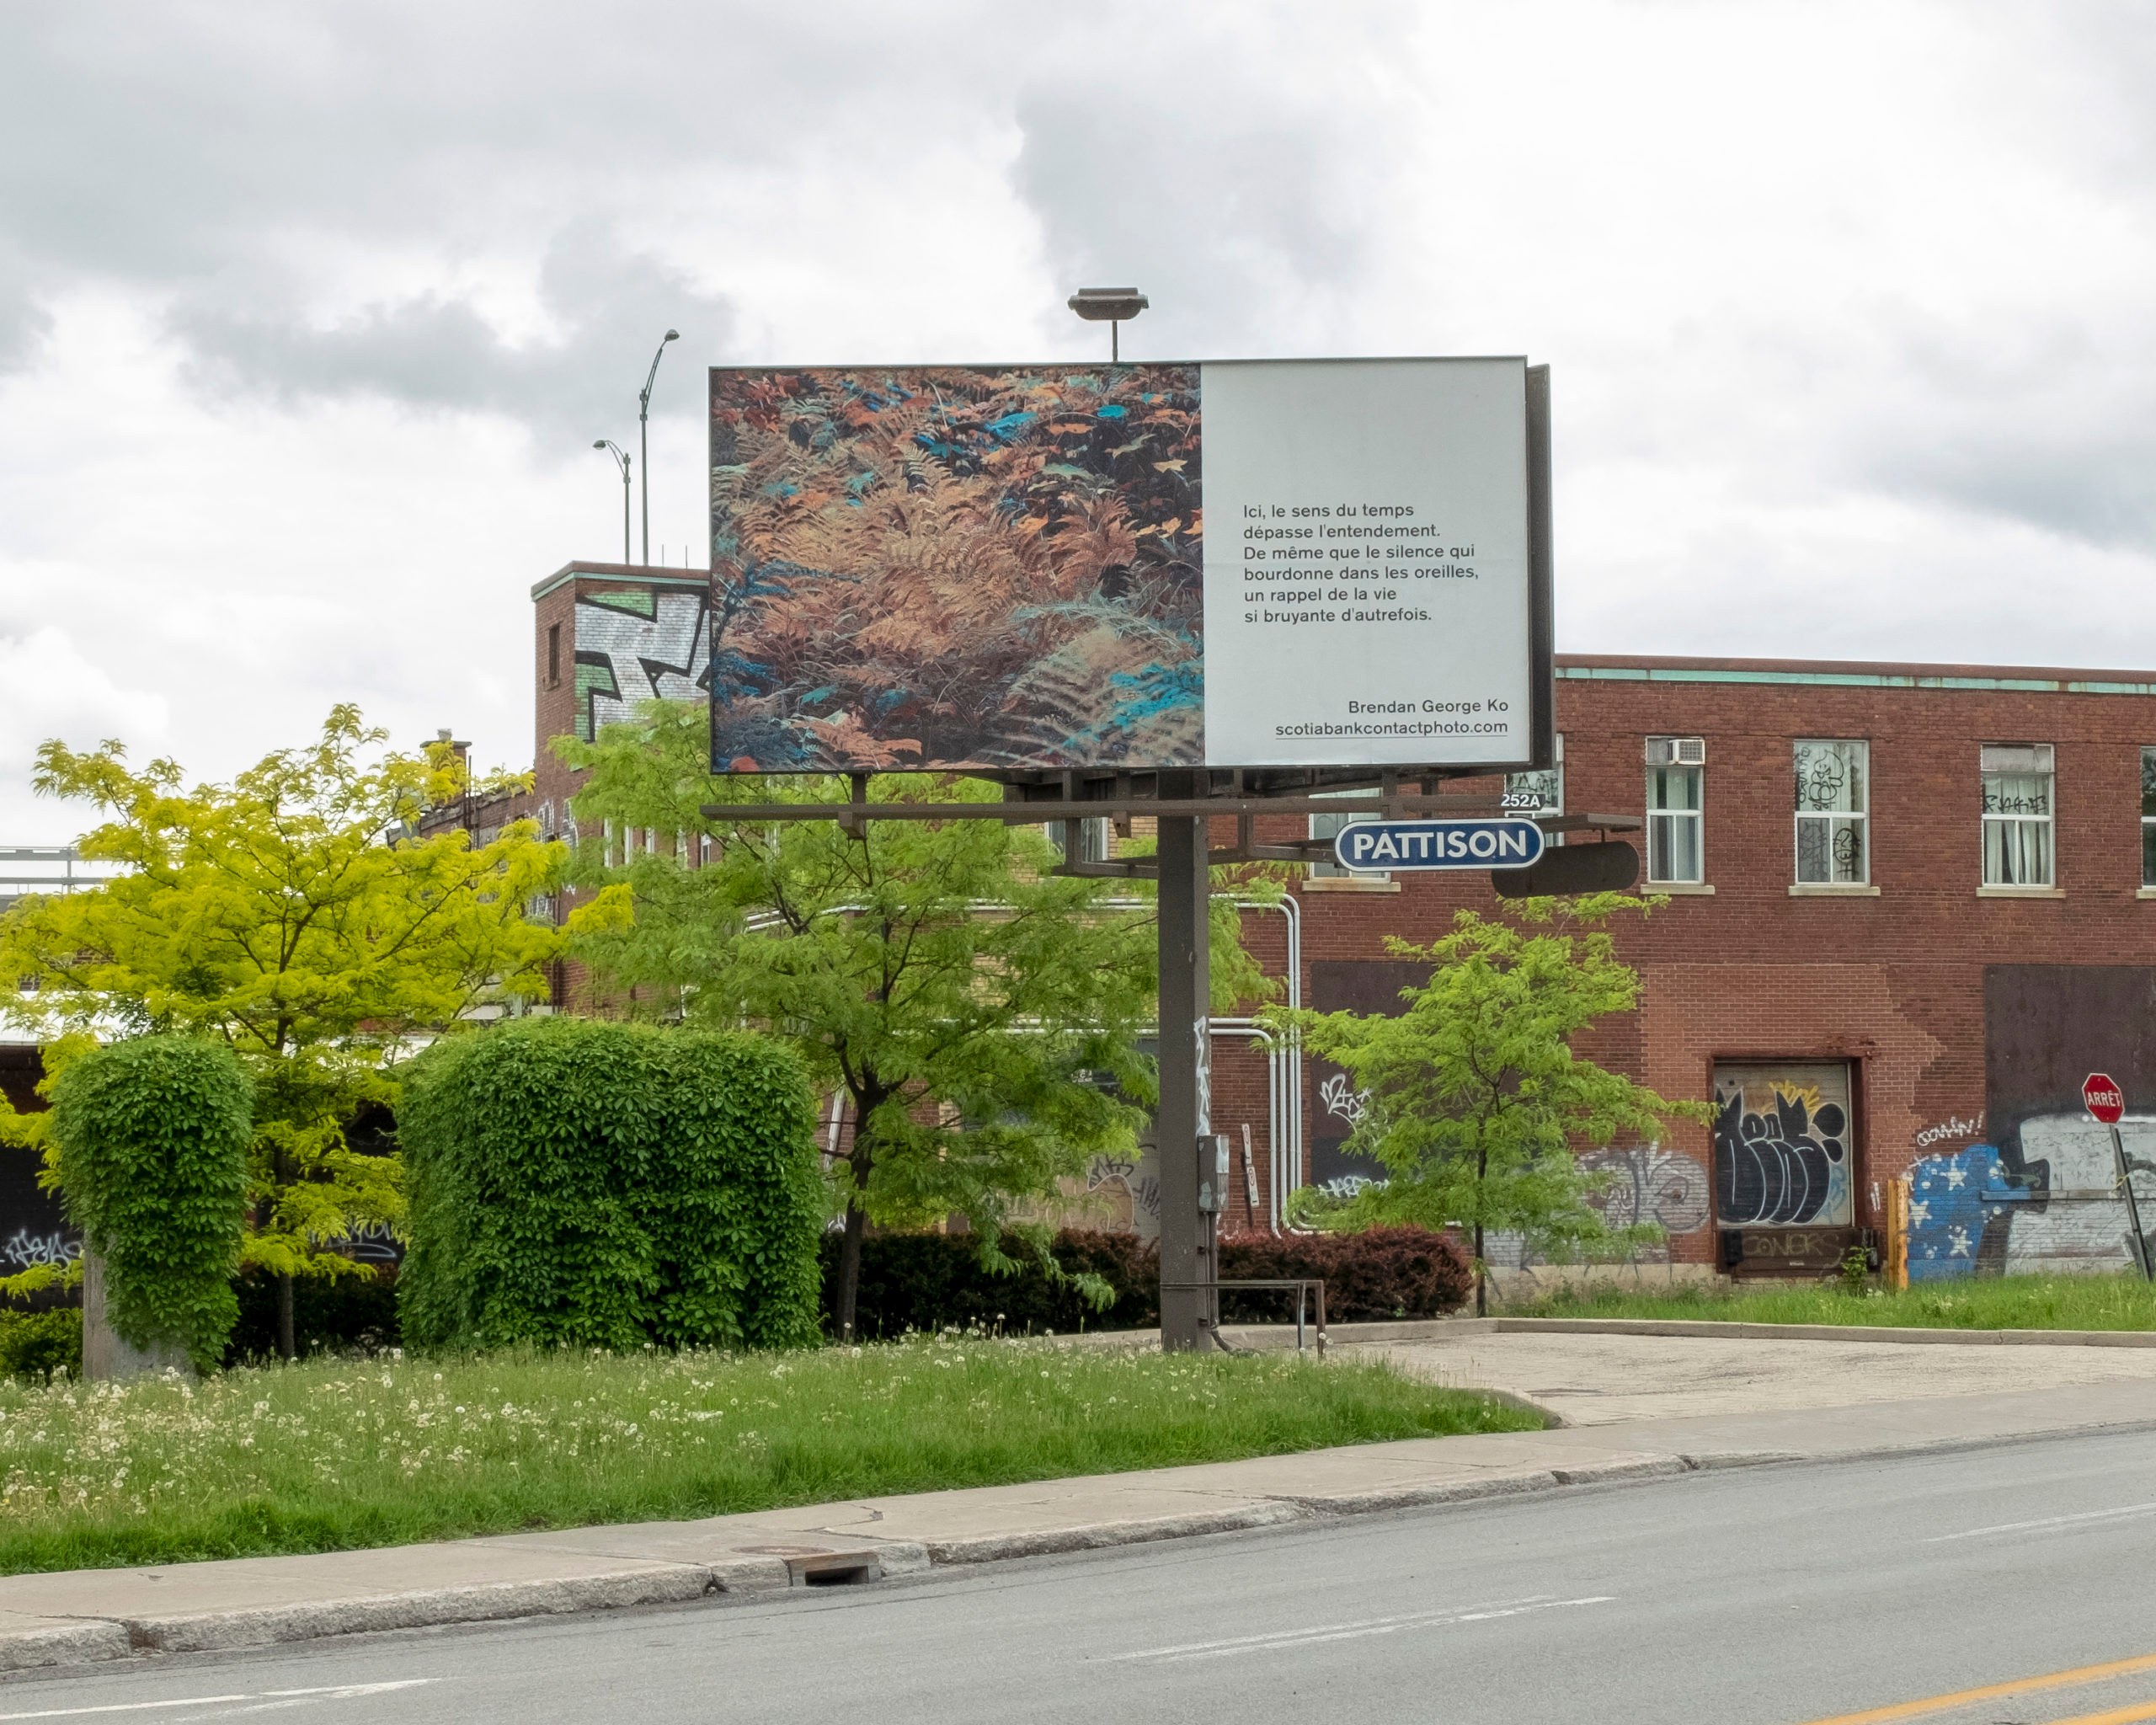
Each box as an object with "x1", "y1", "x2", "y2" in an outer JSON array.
[{"x1": 707, "y1": 365, "x2": 1202, "y2": 773}]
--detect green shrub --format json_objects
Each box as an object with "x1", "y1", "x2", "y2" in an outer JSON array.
[
  {"x1": 0, "y1": 1309, "x2": 82, "y2": 1383},
  {"x1": 48, "y1": 1036, "x2": 253, "y2": 1371},
  {"x1": 825, "y1": 1226, "x2": 1474, "y2": 1337},
  {"x1": 398, "y1": 1017, "x2": 822, "y2": 1352}
]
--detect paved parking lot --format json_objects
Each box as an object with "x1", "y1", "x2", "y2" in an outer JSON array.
[{"x1": 1348, "y1": 1327, "x2": 2156, "y2": 1424}]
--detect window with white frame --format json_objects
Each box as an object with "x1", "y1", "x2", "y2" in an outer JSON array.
[
  {"x1": 1794, "y1": 740, "x2": 1868, "y2": 884},
  {"x1": 2143, "y1": 749, "x2": 2156, "y2": 888},
  {"x1": 1646, "y1": 750, "x2": 1703, "y2": 884},
  {"x1": 1982, "y1": 744, "x2": 2053, "y2": 886},
  {"x1": 1310, "y1": 788, "x2": 1386, "y2": 881},
  {"x1": 1505, "y1": 736, "x2": 1563, "y2": 845}
]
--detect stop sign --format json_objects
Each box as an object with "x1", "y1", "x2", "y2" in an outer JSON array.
[{"x1": 2085, "y1": 1072, "x2": 2127, "y2": 1124}]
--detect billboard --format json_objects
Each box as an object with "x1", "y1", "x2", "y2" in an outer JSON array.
[{"x1": 707, "y1": 358, "x2": 1548, "y2": 776}]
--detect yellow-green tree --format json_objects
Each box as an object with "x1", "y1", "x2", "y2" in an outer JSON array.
[
  {"x1": 1267, "y1": 897, "x2": 1710, "y2": 1316},
  {"x1": 558, "y1": 698, "x2": 1277, "y2": 1339},
  {"x1": 0, "y1": 707, "x2": 567, "y2": 1354}
]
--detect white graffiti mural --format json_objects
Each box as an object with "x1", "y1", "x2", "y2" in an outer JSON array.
[
  {"x1": 1909, "y1": 1116, "x2": 2156, "y2": 1279},
  {"x1": 1317, "y1": 1071, "x2": 1369, "y2": 1127},
  {"x1": 1580, "y1": 1145, "x2": 1711, "y2": 1238},
  {"x1": 1914, "y1": 1112, "x2": 1985, "y2": 1150},
  {"x1": 575, "y1": 588, "x2": 711, "y2": 740},
  {"x1": 1085, "y1": 1153, "x2": 1161, "y2": 1220},
  {"x1": 2, "y1": 1229, "x2": 79, "y2": 1273},
  {"x1": 1085, "y1": 1151, "x2": 1162, "y2": 1242}
]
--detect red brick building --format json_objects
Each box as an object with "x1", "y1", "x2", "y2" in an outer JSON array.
[
  {"x1": 512, "y1": 563, "x2": 2156, "y2": 1285},
  {"x1": 1257, "y1": 653, "x2": 2156, "y2": 1284}
]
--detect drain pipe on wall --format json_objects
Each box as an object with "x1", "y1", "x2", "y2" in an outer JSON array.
[
  {"x1": 1207, "y1": 1018, "x2": 1282, "y2": 1235},
  {"x1": 1225, "y1": 895, "x2": 1301, "y2": 1233}
]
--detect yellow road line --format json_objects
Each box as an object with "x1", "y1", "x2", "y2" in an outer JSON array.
[
  {"x1": 1792, "y1": 1652, "x2": 2156, "y2": 1724},
  {"x1": 2041, "y1": 1701, "x2": 2156, "y2": 1725}
]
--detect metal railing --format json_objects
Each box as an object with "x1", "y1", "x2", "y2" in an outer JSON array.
[{"x1": 1163, "y1": 1277, "x2": 1328, "y2": 1357}]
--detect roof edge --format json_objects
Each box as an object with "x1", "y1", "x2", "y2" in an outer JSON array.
[{"x1": 531, "y1": 562, "x2": 712, "y2": 601}]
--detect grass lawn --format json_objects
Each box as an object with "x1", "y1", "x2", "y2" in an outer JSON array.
[
  {"x1": 1512, "y1": 1272, "x2": 2156, "y2": 1331},
  {"x1": 0, "y1": 1333, "x2": 1538, "y2": 1576}
]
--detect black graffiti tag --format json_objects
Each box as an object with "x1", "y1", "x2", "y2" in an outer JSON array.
[{"x1": 1714, "y1": 1087, "x2": 1848, "y2": 1226}]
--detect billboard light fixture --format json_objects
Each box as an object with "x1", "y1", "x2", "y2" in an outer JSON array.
[
  {"x1": 637, "y1": 329, "x2": 681, "y2": 566},
  {"x1": 593, "y1": 439, "x2": 632, "y2": 564},
  {"x1": 1067, "y1": 287, "x2": 1147, "y2": 362}
]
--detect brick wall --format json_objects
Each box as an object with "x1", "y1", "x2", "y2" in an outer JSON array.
[{"x1": 1239, "y1": 654, "x2": 2156, "y2": 1274}]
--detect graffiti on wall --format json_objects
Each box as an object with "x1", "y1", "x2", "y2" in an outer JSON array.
[
  {"x1": 1, "y1": 1229, "x2": 77, "y2": 1274},
  {"x1": 1581, "y1": 1145, "x2": 1711, "y2": 1255},
  {"x1": 1713, "y1": 1062, "x2": 1854, "y2": 1228},
  {"x1": 1317, "y1": 1071, "x2": 1369, "y2": 1129},
  {"x1": 574, "y1": 586, "x2": 712, "y2": 740},
  {"x1": 1908, "y1": 1119, "x2": 2156, "y2": 1279},
  {"x1": 1308, "y1": 961, "x2": 1427, "y2": 1198},
  {"x1": 1485, "y1": 1147, "x2": 1711, "y2": 1270},
  {"x1": 1081, "y1": 1151, "x2": 1162, "y2": 1241},
  {"x1": 1935, "y1": 965, "x2": 2156, "y2": 1277}
]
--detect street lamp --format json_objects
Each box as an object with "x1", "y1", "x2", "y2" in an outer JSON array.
[
  {"x1": 593, "y1": 439, "x2": 631, "y2": 564},
  {"x1": 638, "y1": 328, "x2": 680, "y2": 565},
  {"x1": 1067, "y1": 287, "x2": 1148, "y2": 362}
]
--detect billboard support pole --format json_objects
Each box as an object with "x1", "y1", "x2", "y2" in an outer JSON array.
[{"x1": 1155, "y1": 781, "x2": 1209, "y2": 1352}]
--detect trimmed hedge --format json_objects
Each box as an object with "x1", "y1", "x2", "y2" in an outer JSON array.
[
  {"x1": 398, "y1": 1018, "x2": 824, "y2": 1352},
  {"x1": 48, "y1": 1036, "x2": 253, "y2": 1371},
  {"x1": 821, "y1": 1226, "x2": 1473, "y2": 1338}
]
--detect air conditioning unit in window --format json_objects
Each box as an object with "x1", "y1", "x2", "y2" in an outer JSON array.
[{"x1": 1646, "y1": 737, "x2": 1706, "y2": 766}]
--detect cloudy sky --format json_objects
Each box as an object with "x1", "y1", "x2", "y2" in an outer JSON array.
[{"x1": 0, "y1": 1, "x2": 2148, "y2": 837}]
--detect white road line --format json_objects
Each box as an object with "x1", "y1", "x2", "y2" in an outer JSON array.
[
  {"x1": 1924, "y1": 1501, "x2": 2156, "y2": 1543},
  {"x1": 0, "y1": 1682, "x2": 432, "y2": 1721},
  {"x1": 1110, "y1": 1594, "x2": 1614, "y2": 1664},
  {"x1": 1107, "y1": 1595, "x2": 1560, "y2": 1662}
]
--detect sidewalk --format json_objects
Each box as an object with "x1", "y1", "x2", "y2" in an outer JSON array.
[{"x1": 5, "y1": 1322, "x2": 2156, "y2": 1674}]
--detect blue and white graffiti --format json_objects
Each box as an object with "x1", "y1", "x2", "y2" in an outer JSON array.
[{"x1": 1909, "y1": 1116, "x2": 2156, "y2": 1279}]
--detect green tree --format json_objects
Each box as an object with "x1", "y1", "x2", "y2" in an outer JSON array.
[
  {"x1": 0, "y1": 707, "x2": 568, "y2": 1353},
  {"x1": 558, "y1": 699, "x2": 1271, "y2": 1339},
  {"x1": 49, "y1": 1035, "x2": 253, "y2": 1372},
  {"x1": 1267, "y1": 895, "x2": 1708, "y2": 1316}
]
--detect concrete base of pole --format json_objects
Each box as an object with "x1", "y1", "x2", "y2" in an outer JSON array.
[{"x1": 80, "y1": 1252, "x2": 190, "y2": 1381}]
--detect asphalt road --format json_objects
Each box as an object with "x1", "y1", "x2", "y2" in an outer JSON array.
[{"x1": 12, "y1": 1427, "x2": 2156, "y2": 1725}]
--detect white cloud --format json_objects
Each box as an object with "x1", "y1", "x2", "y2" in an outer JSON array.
[
  {"x1": 0, "y1": 625, "x2": 169, "y2": 806},
  {"x1": 0, "y1": 0, "x2": 2151, "y2": 834}
]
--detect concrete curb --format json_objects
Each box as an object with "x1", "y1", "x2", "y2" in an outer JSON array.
[
  {"x1": 8, "y1": 1405, "x2": 2156, "y2": 1677},
  {"x1": 1484, "y1": 1317, "x2": 2156, "y2": 1348},
  {"x1": 116, "y1": 1566, "x2": 723, "y2": 1656},
  {"x1": 0, "y1": 1620, "x2": 133, "y2": 1673},
  {"x1": 920, "y1": 1502, "x2": 1310, "y2": 1565},
  {"x1": 1057, "y1": 1316, "x2": 2156, "y2": 1351}
]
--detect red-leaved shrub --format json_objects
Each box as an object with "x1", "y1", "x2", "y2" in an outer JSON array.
[
  {"x1": 819, "y1": 1225, "x2": 1472, "y2": 1337},
  {"x1": 1217, "y1": 1227, "x2": 1473, "y2": 1322}
]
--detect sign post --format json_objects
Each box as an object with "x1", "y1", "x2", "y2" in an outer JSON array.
[{"x1": 2084, "y1": 1073, "x2": 2151, "y2": 1283}]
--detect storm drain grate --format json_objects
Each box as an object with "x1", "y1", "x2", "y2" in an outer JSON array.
[{"x1": 735, "y1": 1543, "x2": 885, "y2": 1587}]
